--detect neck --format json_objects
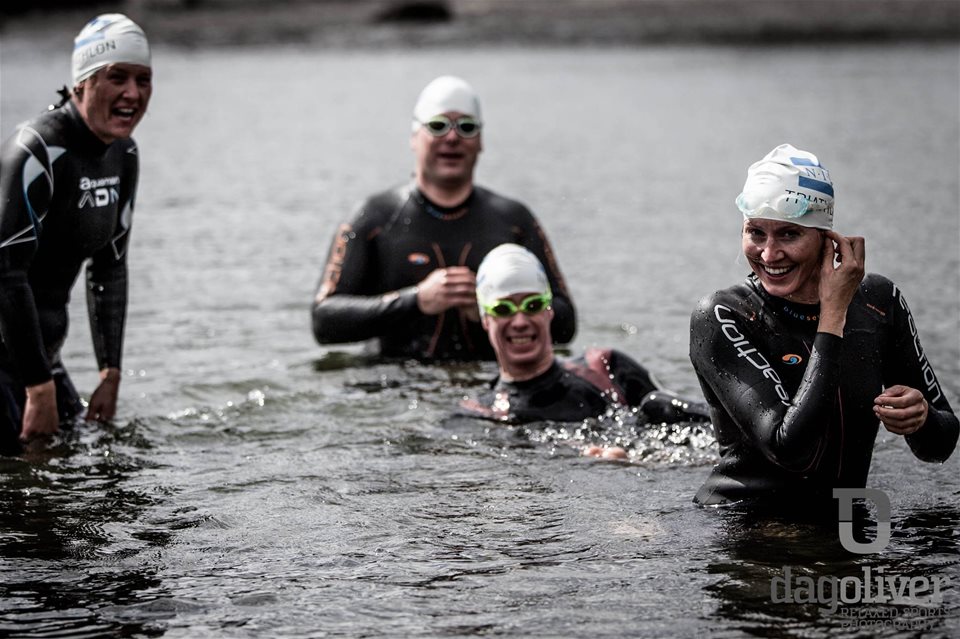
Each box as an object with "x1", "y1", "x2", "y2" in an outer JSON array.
[
  {"x1": 500, "y1": 356, "x2": 555, "y2": 383},
  {"x1": 415, "y1": 175, "x2": 473, "y2": 208}
]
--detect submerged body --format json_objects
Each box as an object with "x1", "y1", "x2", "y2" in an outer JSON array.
[{"x1": 463, "y1": 347, "x2": 709, "y2": 425}]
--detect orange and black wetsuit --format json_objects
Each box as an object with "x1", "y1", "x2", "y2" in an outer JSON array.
[
  {"x1": 312, "y1": 184, "x2": 575, "y2": 360},
  {"x1": 690, "y1": 273, "x2": 958, "y2": 506}
]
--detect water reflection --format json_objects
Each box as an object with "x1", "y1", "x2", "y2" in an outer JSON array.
[
  {"x1": 0, "y1": 423, "x2": 174, "y2": 637},
  {"x1": 703, "y1": 505, "x2": 960, "y2": 638}
]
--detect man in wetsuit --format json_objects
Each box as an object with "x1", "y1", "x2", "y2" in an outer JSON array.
[
  {"x1": 461, "y1": 244, "x2": 709, "y2": 428},
  {"x1": 0, "y1": 14, "x2": 152, "y2": 453},
  {"x1": 689, "y1": 144, "x2": 958, "y2": 506},
  {"x1": 311, "y1": 76, "x2": 575, "y2": 361}
]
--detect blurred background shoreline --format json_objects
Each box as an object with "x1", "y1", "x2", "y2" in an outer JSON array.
[{"x1": 3, "y1": 0, "x2": 959, "y2": 47}]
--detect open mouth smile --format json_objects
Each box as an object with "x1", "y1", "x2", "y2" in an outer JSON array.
[{"x1": 112, "y1": 106, "x2": 138, "y2": 121}]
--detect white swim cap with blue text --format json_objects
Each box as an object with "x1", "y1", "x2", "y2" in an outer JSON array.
[
  {"x1": 72, "y1": 14, "x2": 151, "y2": 86},
  {"x1": 736, "y1": 143, "x2": 834, "y2": 230}
]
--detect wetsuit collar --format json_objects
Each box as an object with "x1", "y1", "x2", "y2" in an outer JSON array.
[
  {"x1": 748, "y1": 274, "x2": 821, "y2": 324},
  {"x1": 413, "y1": 186, "x2": 475, "y2": 221},
  {"x1": 495, "y1": 360, "x2": 563, "y2": 391},
  {"x1": 62, "y1": 99, "x2": 112, "y2": 156}
]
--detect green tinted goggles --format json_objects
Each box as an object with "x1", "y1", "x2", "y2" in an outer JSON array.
[
  {"x1": 483, "y1": 293, "x2": 552, "y2": 318},
  {"x1": 419, "y1": 115, "x2": 482, "y2": 138}
]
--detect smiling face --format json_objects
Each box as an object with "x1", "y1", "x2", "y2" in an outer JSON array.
[
  {"x1": 74, "y1": 62, "x2": 152, "y2": 144},
  {"x1": 411, "y1": 110, "x2": 482, "y2": 192},
  {"x1": 482, "y1": 292, "x2": 555, "y2": 382},
  {"x1": 742, "y1": 219, "x2": 825, "y2": 302}
]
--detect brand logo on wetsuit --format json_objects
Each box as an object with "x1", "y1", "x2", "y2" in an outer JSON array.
[
  {"x1": 407, "y1": 253, "x2": 430, "y2": 266},
  {"x1": 782, "y1": 354, "x2": 803, "y2": 365},
  {"x1": 892, "y1": 284, "x2": 942, "y2": 403},
  {"x1": 78, "y1": 175, "x2": 120, "y2": 209},
  {"x1": 714, "y1": 304, "x2": 791, "y2": 406}
]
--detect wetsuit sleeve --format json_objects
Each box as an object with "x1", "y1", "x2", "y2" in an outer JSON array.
[
  {"x1": 0, "y1": 126, "x2": 54, "y2": 385},
  {"x1": 85, "y1": 142, "x2": 136, "y2": 372},
  {"x1": 882, "y1": 280, "x2": 959, "y2": 462},
  {"x1": 606, "y1": 349, "x2": 660, "y2": 405},
  {"x1": 311, "y1": 210, "x2": 420, "y2": 345},
  {"x1": 513, "y1": 209, "x2": 576, "y2": 344},
  {"x1": 689, "y1": 294, "x2": 843, "y2": 472}
]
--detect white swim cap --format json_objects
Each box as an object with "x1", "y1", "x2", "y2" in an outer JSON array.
[
  {"x1": 412, "y1": 75, "x2": 481, "y2": 131},
  {"x1": 736, "y1": 143, "x2": 834, "y2": 230},
  {"x1": 476, "y1": 244, "x2": 550, "y2": 314},
  {"x1": 72, "y1": 14, "x2": 151, "y2": 86}
]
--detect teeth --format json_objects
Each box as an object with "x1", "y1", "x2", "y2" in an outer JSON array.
[
  {"x1": 764, "y1": 265, "x2": 791, "y2": 276},
  {"x1": 510, "y1": 336, "x2": 533, "y2": 344}
]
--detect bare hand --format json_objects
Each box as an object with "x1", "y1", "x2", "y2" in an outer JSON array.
[
  {"x1": 416, "y1": 266, "x2": 477, "y2": 316},
  {"x1": 85, "y1": 368, "x2": 121, "y2": 422},
  {"x1": 817, "y1": 231, "x2": 865, "y2": 335},
  {"x1": 874, "y1": 385, "x2": 928, "y2": 435},
  {"x1": 20, "y1": 380, "x2": 59, "y2": 442}
]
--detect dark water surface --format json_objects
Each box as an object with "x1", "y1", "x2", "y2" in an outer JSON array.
[{"x1": 1, "y1": 26, "x2": 958, "y2": 638}]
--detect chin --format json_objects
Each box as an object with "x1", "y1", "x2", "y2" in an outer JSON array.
[{"x1": 754, "y1": 271, "x2": 800, "y2": 299}]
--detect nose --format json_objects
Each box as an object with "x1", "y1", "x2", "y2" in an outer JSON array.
[
  {"x1": 120, "y1": 77, "x2": 144, "y2": 100},
  {"x1": 507, "y1": 311, "x2": 532, "y2": 328},
  {"x1": 760, "y1": 238, "x2": 783, "y2": 263}
]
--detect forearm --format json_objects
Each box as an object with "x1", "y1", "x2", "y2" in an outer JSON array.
[
  {"x1": 905, "y1": 404, "x2": 960, "y2": 462},
  {"x1": 86, "y1": 261, "x2": 128, "y2": 370},
  {"x1": 0, "y1": 271, "x2": 52, "y2": 385},
  {"x1": 312, "y1": 287, "x2": 420, "y2": 344},
  {"x1": 754, "y1": 332, "x2": 843, "y2": 470}
]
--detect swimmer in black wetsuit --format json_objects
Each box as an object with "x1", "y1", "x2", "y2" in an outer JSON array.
[
  {"x1": 312, "y1": 76, "x2": 575, "y2": 361},
  {"x1": 689, "y1": 144, "x2": 958, "y2": 506},
  {"x1": 0, "y1": 14, "x2": 152, "y2": 453},
  {"x1": 460, "y1": 244, "x2": 709, "y2": 447}
]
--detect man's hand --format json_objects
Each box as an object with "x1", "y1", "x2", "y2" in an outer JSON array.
[
  {"x1": 874, "y1": 385, "x2": 928, "y2": 435},
  {"x1": 21, "y1": 380, "x2": 59, "y2": 441},
  {"x1": 85, "y1": 367, "x2": 121, "y2": 422},
  {"x1": 416, "y1": 266, "x2": 478, "y2": 316}
]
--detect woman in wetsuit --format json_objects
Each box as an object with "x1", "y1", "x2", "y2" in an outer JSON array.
[
  {"x1": 0, "y1": 14, "x2": 152, "y2": 453},
  {"x1": 689, "y1": 144, "x2": 958, "y2": 506}
]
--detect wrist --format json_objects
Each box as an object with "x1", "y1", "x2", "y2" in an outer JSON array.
[
  {"x1": 817, "y1": 310, "x2": 847, "y2": 336},
  {"x1": 26, "y1": 379, "x2": 56, "y2": 399},
  {"x1": 99, "y1": 367, "x2": 122, "y2": 384}
]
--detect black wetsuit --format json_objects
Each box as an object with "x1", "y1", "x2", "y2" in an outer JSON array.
[
  {"x1": 689, "y1": 273, "x2": 959, "y2": 506},
  {"x1": 0, "y1": 99, "x2": 137, "y2": 451},
  {"x1": 312, "y1": 184, "x2": 575, "y2": 360},
  {"x1": 462, "y1": 347, "x2": 710, "y2": 424}
]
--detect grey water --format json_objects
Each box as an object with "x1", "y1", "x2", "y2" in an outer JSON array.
[{"x1": 1, "y1": 24, "x2": 959, "y2": 639}]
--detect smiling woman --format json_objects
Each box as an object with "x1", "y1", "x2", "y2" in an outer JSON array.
[
  {"x1": 0, "y1": 13, "x2": 152, "y2": 454},
  {"x1": 689, "y1": 144, "x2": 959, "y2": 507}
]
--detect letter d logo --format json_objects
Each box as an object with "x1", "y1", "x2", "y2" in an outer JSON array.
[{"x1": 833, "y1": 488, "x2": 891, "y2": 554}]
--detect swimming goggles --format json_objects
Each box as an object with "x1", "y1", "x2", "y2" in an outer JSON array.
[
  {"x1": 483, "y1": 293, "x2": 552, "y2": 318},
  {"x1": 419, "y1": 115, "x2": 482, "y2": 139},
  {"x1": 736, "y1": 192, "x2": 829, "y2": 220}
]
